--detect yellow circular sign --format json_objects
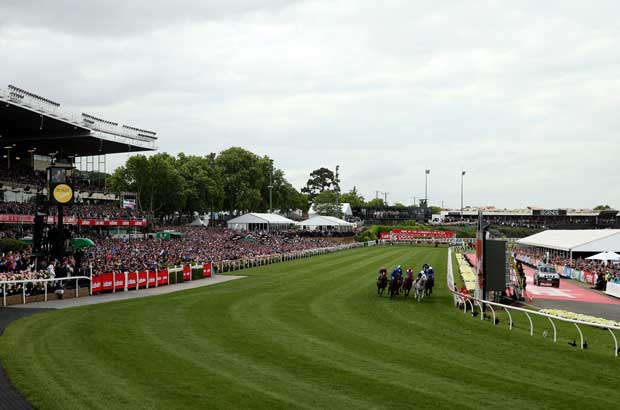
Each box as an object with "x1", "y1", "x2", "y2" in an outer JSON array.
[{"x1": 53, "y1": 184, "x2": 73, "y2": 204}]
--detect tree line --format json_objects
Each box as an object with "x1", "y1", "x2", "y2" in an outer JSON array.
[{"x1": 108, "y1": 148, "x2": 429, "y2": 218}]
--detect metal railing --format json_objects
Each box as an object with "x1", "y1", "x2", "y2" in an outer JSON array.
[
  {"x1": 447, "y1": 247, "x2": 620, "y2": 357},
  {"x1": 1, "y1": 276, "x2": 90, "y2": 307}
]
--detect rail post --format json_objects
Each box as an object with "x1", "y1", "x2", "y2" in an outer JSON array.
[
  {"x1": 75, "y1": 278, "x2": 79, "y2": 299},
  {"x1": 524, "y1": 311, "x2": 534, "y2": 336},
  {"x1": 504, "y1": 307, "x2": 513, "y2": 330},
  {"x1": 574, "y1": 323, "x2": 584, "y2": 349},
  {"x1": 3, "y1": 283, "x2": 6, "y2": 307},
  {"x1": 547, "y1": 317, "x2": 557, "y2": 342},
  {"x1": 608, "y1": 329, "x2": 618, "y2": 357}
]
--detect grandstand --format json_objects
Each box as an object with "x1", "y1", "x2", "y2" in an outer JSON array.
[{"x1": 0, "y1": 83, "x2": 156, "y2": 211}]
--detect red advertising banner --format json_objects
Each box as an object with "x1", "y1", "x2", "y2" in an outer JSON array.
[
  {"x1": 91, "y1": 275, "x2": 102, "y2": 293},
  {"x1": 158, "y1": 269, "x2": 169, "y2": 286},
  {"x1": 127, "y1": 272, "x2": 137, "y2": 290},
  {"x1": 183, "y1": 265, "x2": 191, "y2": 281},
  {"x1": 391, "y1": 229, "x2": 455, "y2": 239},
  {"x1": 114, "y1": 273, "x2": 126, "y2": 290},
  {"x1": 379, "y1": 232, "x2": 391, "y2": 240},
  {"x1": 0, "y1": 214, "x2": 147, "y2": 227},
  {"x1": 138, "y1": 271, "x2": 148, "y2": 288},
  {"x1": 203, "y1": 263, "x2": 212, "y2": 278},
  {"x1": 583, "y1": 271, "x2": 596, "y2": 285},
  {"x1": 148, "y1": 271, "x2": 157, "y2": 287},
  {"x1": 101, "y1": 273, "x2": 114, "y2": 291}
]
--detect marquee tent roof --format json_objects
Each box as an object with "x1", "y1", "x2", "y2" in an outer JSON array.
[
  {"x1": 227, "y1": 213, "x2": 296, "y2": 225},
  {"x1": 517, "y1": 229, "x2": 620, "y2": 253},
  {"x1": 297, "y1": 215, "x2": 355, "y2": 227}
]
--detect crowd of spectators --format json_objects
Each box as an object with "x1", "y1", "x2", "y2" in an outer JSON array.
[
  {"x1": 0, "y1": 227, "x2": 337, "y2": 299},
  {"x1": 82, "y1": 227, "x2": 334, "y2": 274},
  {"x1": 0, "y1": 201, "x2": 144, "y2": 219},
  {"x1": 515, "y1": 249, "x2": 620, "y2": 290}
]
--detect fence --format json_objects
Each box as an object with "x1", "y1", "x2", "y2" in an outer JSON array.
[
  {"x1": 448, "y1": 247, "x2": 620, "y2": 357},
  {"x1": 1, "y1": 241, "x2": 377, "y2": 307},
  {"x1": 1, "y1": 276, "x2": 90, "y2": 307}
]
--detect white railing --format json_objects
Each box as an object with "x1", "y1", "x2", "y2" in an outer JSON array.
[
  {"x1": 1, "y1": 276, "x2": 90, "y2": 307},
  {"x1": 447, "y1": 247, "x2": 620, "y2": 357}
]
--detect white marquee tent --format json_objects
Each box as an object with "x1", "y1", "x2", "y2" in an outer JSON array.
[
  {"x1": 227, "y1": 213, "x2": 296, "y2": 231},
  {"x1": 517, "y1": 230, "x2": 620, "y2": 257},
  {"x1": 297, "y1": 215, "x2": 355, "y2": 232}
]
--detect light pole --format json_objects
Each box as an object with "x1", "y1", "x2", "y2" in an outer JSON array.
[
  {"x1": 424, "y1": 168, "x2": 430, "y2": 206},
  {"x1": 461, "y1": 170, "x2": 466, "y2": 219},
  {"x1": 268, "y1": 159, "x2": 273, "y2": 214}
]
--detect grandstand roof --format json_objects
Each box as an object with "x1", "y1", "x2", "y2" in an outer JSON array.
[
  {"x1": 227, "y1": 213, "x2": 296, "y2": 225},
  {"x1": 517, "y1": 230, "x2": 620, "y2": 252},
  {"x1": 0, "y1": 85, "x2": 157, "y2": 157},
  {"x1": 297, "y1": 215, "x2": 354, "y2": 227}
]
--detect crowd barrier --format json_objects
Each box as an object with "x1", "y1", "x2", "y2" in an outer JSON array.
[
  {"x1": 606, "y1": 282, "x2": 620, "y2": 299},
  {"x1": 449, "y1": 248, "x2": 620, "y2": 357},
  {"x1": 1, "y1": 276, "x2": 90, "y2": 307}
]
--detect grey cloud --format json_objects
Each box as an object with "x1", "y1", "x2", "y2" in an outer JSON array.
[{"x1": 0, "y1": 0, "x2": 303, "y2": 36}]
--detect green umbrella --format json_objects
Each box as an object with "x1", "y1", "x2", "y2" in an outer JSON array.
[
  {"x1": 72, "y1": 238, "x2": 95, "y2": 249},
  {"x1": 20, "y1": 237, "x2": 33, "y2": 245}
]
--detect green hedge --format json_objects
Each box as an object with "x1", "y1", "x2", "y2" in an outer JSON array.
[{"x1": 0, "y1": 238, "x2": 29, "y2": 253}]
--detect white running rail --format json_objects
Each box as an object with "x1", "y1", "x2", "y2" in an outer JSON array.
[
  {"x1": 1, "y1": 276, "x2": 90, "y2": 307},
  {"x1": 447, "y1": 247, "x2": 620, "y2": 357}
]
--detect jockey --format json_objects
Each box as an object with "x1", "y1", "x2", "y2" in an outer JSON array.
[
  {"x1": 426, "y1": 266, "x2": 435, "y2": 280},
  {"x1": 405, "y1": 268, "x2": 413, "y2": 279},
  {"x1": 391, "y1": 266, "x2": 402, "y2": 280},
  {"x1": 378, "y1": 267, "x2": 387, "y2": 279}
]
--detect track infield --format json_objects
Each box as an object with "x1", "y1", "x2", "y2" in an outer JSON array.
[{"x1": 1, "y1": 245, "x2": 620, "y2": 410}]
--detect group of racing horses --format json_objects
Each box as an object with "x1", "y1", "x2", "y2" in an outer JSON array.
[{"x1": 376, "y1": 264, "x2": 435, "y2": 302}]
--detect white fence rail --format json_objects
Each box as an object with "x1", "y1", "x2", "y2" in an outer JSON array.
[
  {"x1": 447, "y1": 247, "x2": 620, "y2": 357},
  {"x1": 1, "y1": 276, "x2": 90, "y2": 307}
]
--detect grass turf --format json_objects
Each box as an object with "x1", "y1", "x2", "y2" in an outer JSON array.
[{"x1": 1, "y1": 245, "x2": 620, "y2": 410}]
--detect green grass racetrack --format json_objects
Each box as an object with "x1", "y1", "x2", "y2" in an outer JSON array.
[{"x1": 2, "y1": 246, "x2": 620, "y2": 409}]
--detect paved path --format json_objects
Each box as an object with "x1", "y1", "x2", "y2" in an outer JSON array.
[{"x1": 11, "y1": 275, "x2": 246, "y2": 309}]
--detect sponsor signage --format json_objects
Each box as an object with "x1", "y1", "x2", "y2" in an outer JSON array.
[
  {"x1": 0, "y1": 214, "x2": 147, "y2": 227},
  {"x1": 203, "y1": 263, "x2": 212, "y2": 278},
  {"x1": 183, "y1": 265, "x2": 191, "y2": 281},
  {"x1": 383, "y1": 230, "x2": 455, "y2": 240}
]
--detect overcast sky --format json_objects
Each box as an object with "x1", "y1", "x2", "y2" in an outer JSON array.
[{"x1": 1, "y1": 0, "x2": 619, "y2": 209}]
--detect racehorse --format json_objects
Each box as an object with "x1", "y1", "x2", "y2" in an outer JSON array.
[
  {"x1": 377, "y1": 274, "x2": 388, "y2": 296},
  {"x1": 414, "y1": 276, "x2": 427, "y2": 302},
  {"x1": 388, "y1": 276, "x2": 402, "y2": 299},
  {"x1": 402, "y1": 276, "x2": 413, "y2": 297},
  {"x1": 424, "y1": 275, "x2": 434, "y2": 297}
]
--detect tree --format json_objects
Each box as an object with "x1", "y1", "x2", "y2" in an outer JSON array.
[
  {"x1": 366, "y1": 198, "x2": 385, "y2": 207},
  {"x1": 108, "y1": 153, "x2": 185, "y2": 217},
  {"x1": 176, "y1": 153, "x2": 224, "y2": 214},
  {"x1": 393, "y1": 202, "x2": 406, "y2": 208},
  {"x1": 430, "y1": 206, "x2": 442, "y2": 214},
  {"x1": 301, "y1": 167, "x2": 339, "y2": 201},
  {"x1": 340, "y1": 186, "x2": 365, "y2": 207},
  {"x1": 216, "y1": 147, "x2": 268, "y2": 213},
  {"x1": 594, "y1": 205, "x2": 612, "y2": 210},
  {"x1": 313, "y1": 190, "x2": 341, "y2": 217}
]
